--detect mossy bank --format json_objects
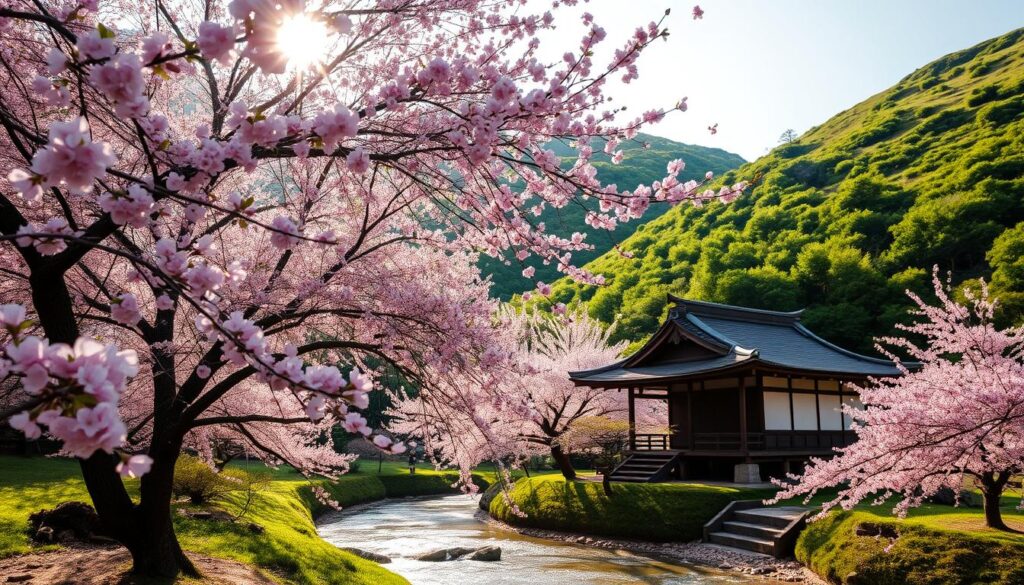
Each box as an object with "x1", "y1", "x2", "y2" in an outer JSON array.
[
  {"x1": 488, "y1": 475, "x2": 771, "y2": 541},
  {"x1": 796, "y1": 510, "x2": 1024, "y2": 584},
  {"x1": 0, "y1": 456, "x2": 487, "y2": 585}
]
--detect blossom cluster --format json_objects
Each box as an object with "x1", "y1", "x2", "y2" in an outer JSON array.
[{"x1": 2, "y1": 304, "x2": 150, "y2": 477}]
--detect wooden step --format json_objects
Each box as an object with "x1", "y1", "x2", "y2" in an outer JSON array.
[
  {"x1": 708, "y1": 531, "x2": 775, "y2": 555},
  {"x1": 629, "y1": 454, "x2": 676, "y2": 460},
  {"x1": 722, "y1": 521, "x2": 785, "y2": 540},
  {"x1": 610, "y1": 472, "x2": 655, "y2": 480},
  {"x1": 734, "y1": 507, "x2": 806, "y2": 529}
]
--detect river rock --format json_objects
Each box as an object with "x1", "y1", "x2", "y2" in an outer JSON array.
[
  {"x1": 33, "y1": 526, "x2": 54, "y2": 543},
  {"x1": 478, "y1": 482, "x2": 503, "y2": 512},
  {"x1": 854, "y1": 522, "x2": 898, "y2": 539},
  {"x1": 415, "y1": 547, "x2": 475, "y2": 561},
  {"x1": 343, "y1": 547, "x2": 392, "y2": 564},
  {"x1": 28, "y1": 501, "x2": 104, "y2": 543},
  {"x1": 468, "y1": 546, "x2": 501, "y2": 561}
]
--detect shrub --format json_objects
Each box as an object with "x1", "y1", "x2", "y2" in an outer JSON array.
[
  {"x1": 977, "y1": 96, "x2": 1024, "y2": 126},
  {"x1": 174, "y1": 455, "x2": 229, "y2": 505},
  {"x1": 173, "y1": 454, "x2": 269, "y2": 515}
]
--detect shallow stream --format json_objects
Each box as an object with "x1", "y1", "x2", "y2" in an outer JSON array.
[{"x1": 318, "y1": 494, "x2": 774, "y2": 584}]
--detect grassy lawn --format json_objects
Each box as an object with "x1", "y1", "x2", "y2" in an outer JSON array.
[
  {"x1": 489, "y1": 474, "x2": 774, "y2": 541},
  {"x1": 0, "y1": 455, "x2": 500, "y2": 585}
]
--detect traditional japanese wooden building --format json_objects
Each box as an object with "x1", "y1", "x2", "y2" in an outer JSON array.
[{"x1": 569, "y1": 296, "x2": 904, "y2": 483}]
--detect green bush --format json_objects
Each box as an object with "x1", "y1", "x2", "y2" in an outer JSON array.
[
  {"x1": 489, "y1": 476, "x2": 772, "y2": 541},
  {"x1": 173, "y1": 455, "x2": 231, "y2": 505},
  {"x1": 797, "y1": 511, "x2": 1024, "y2": 585}
]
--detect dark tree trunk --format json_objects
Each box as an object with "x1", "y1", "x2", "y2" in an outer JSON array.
[
  {"x1": 550, "y1": 444, "x2": 576, "y2": 481},
  {"x1": 980, "y1": 471, "x2": 1010, "y2": 531},
  {"x1": 126, "y1": 518, "x2": 195, "y2": 577},
  {"x1": 31, "y1": 271, "x2": 196, "y2": 578}
]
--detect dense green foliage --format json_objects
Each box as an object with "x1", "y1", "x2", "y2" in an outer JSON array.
[
  {"x1": 0, "y1": 456, "x2": 491, "y2": 584},
  {"x1": 488, "y1": 475, "x2": 771, "y2": 541},
  {"x1": 481, "y1": 134, "x2": 745, "y2": 299},
  {"x1": 797, "y1": 511, "x2": 1024, "y2": 584},
  {"x1": 543, "y1": 29, "x2": 1024, "y2": 353}
]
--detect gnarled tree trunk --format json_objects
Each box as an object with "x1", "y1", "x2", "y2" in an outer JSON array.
[
  {"x1": 979, "y1": 471, "x2": 1011, "y2": 531},
  {"x1": 550, "y1": 444, "x2": 576, "y2": 481}
]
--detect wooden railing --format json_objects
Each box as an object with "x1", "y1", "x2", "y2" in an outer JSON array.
[
  {"x1": 691, "y1": 431, "x2": 855, "y2": 451},
  {"x1": 632, "y1": 433, "x2": 671, "y2": 451}
]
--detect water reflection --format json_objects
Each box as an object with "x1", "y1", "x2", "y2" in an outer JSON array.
[{"x1": 318, "y1": 495, "x2": 773, "y2": 584}]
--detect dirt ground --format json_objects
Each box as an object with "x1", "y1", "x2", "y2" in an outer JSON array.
[{"x1": 0, "y1": 544, "x2": 279, "y2": 584}]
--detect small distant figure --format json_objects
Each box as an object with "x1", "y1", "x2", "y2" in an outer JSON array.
[
  {"x1": 692, "y1": 5, "x2": 704, "y2": 20},
  {"x1": 708, "y1": 123, "x2": 718, "y2": 135},
  {"x1": 408, "y1": 452, "x2": 417, "y2": 474}
]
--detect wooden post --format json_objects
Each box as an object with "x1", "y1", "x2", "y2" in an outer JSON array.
[
  {"x1": 838, "y1": 380, "x2": 846, "y2": 444},
  {"x1": 739, "y1": 378, "x2": 748, "y2": 455},
  {"x1": 686, "y1": 381, "x2": 694, "y2": 450},
  {"x1": 787, "y1": 374, "x2": 795, "y2": 432},
  {"x1": 814, "y1": 379, "x2": 821, "y2": 431},
  {"x1": 628, "y1": 387, "x2": 636, "y2": 451}
]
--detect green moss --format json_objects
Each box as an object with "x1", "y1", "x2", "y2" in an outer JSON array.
[
  {"x1": 797, "y1": 511, "x2": 1024, "y2": 585},
  {"x1": 489, "y1": 476, "x2": 772, "y2": 541}
]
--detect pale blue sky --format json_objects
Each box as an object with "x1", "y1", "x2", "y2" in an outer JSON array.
[{"x1": 543, "y1": 0, "x2": 1024, "y2": 160}]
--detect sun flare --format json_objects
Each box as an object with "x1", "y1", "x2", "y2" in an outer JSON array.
[{"x1": 276, "y1": 12, "x2": 331, "y2": 70}]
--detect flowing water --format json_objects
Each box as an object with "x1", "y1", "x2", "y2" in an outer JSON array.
[{"x1": 317, "y1": 494, "x2": 773, "y2": 585}]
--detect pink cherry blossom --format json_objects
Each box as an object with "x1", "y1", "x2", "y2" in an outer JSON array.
[
  {"x1": 7, "y1": 169, "x2": 43, "y2": 203},
  {"x1": 269, "y1": 215, "x2": 300, "y2": 250},
  {"x1": 117, "y1": 454, "x2": 154, "y2": 478},
  {"x1": 110, "y1": 293, "x2": 142, "y2": 326},
  {"x1": 99, "y1": 184, "x2": 154, "y2": 228},
  {"x1": 16, "y1": 218, "x2": 74, "y2": 256},
  {"x1": 0, "y1": 304, "x2": 27, "y2": 330},
  {"x1": 77, "y1": 29, "x2": 115, "y2": 61},
  {"x1": 27, "y1": 117, "x2": 115, "y2": 195},
  {"x1": 345, "y1": 147, "x2": 370, "y2": 174},
  {"x1": 90, "y1": 54, "x2": 150, "y2": 118},
  {"x1": 310, "y1": 105, "x2": 359, "y2": 153}
]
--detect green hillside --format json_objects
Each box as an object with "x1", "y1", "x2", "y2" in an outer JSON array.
[
  {"x1": 481, "y1": 134, "x2": 745, "y2": 299},
  {"x1": 543, "y1": 28, "x2": 1024, "y2": 353}
]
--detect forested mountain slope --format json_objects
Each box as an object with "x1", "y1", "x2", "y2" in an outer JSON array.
[
  {"x1": 544, "y1": 28, "x2": 1024, "y2": 353},
  {"x1": 481, "y1": 134, "x2": 744, "y2": 299}
]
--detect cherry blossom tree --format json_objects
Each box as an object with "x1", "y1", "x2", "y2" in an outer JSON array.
[
  {"x1": 770, "y1": 272, "x2": 1024, "y2": 530},
  {"x1": 0, "y1": 0, "x2": 738, "y2": 577},
  {"x1": 391, "y1": 308, "x2": 665, "y2": 481}
]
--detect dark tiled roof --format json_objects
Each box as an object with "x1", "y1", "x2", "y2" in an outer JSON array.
[{"x1": 570, "y1": 297, "x2": 905, "y2": 385}]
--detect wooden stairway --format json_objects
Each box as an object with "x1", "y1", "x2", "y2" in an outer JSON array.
[
  {"x1": 703, "y1": 501, "x2": 809, "y2": 558},
  {"x1": 607, "y1": 451, "x2": 679, "y2": 483}
]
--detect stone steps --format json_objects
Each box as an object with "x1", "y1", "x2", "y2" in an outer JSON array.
[{"x1": 703, "y1": 503, "x2": 809, "y2": 558}]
